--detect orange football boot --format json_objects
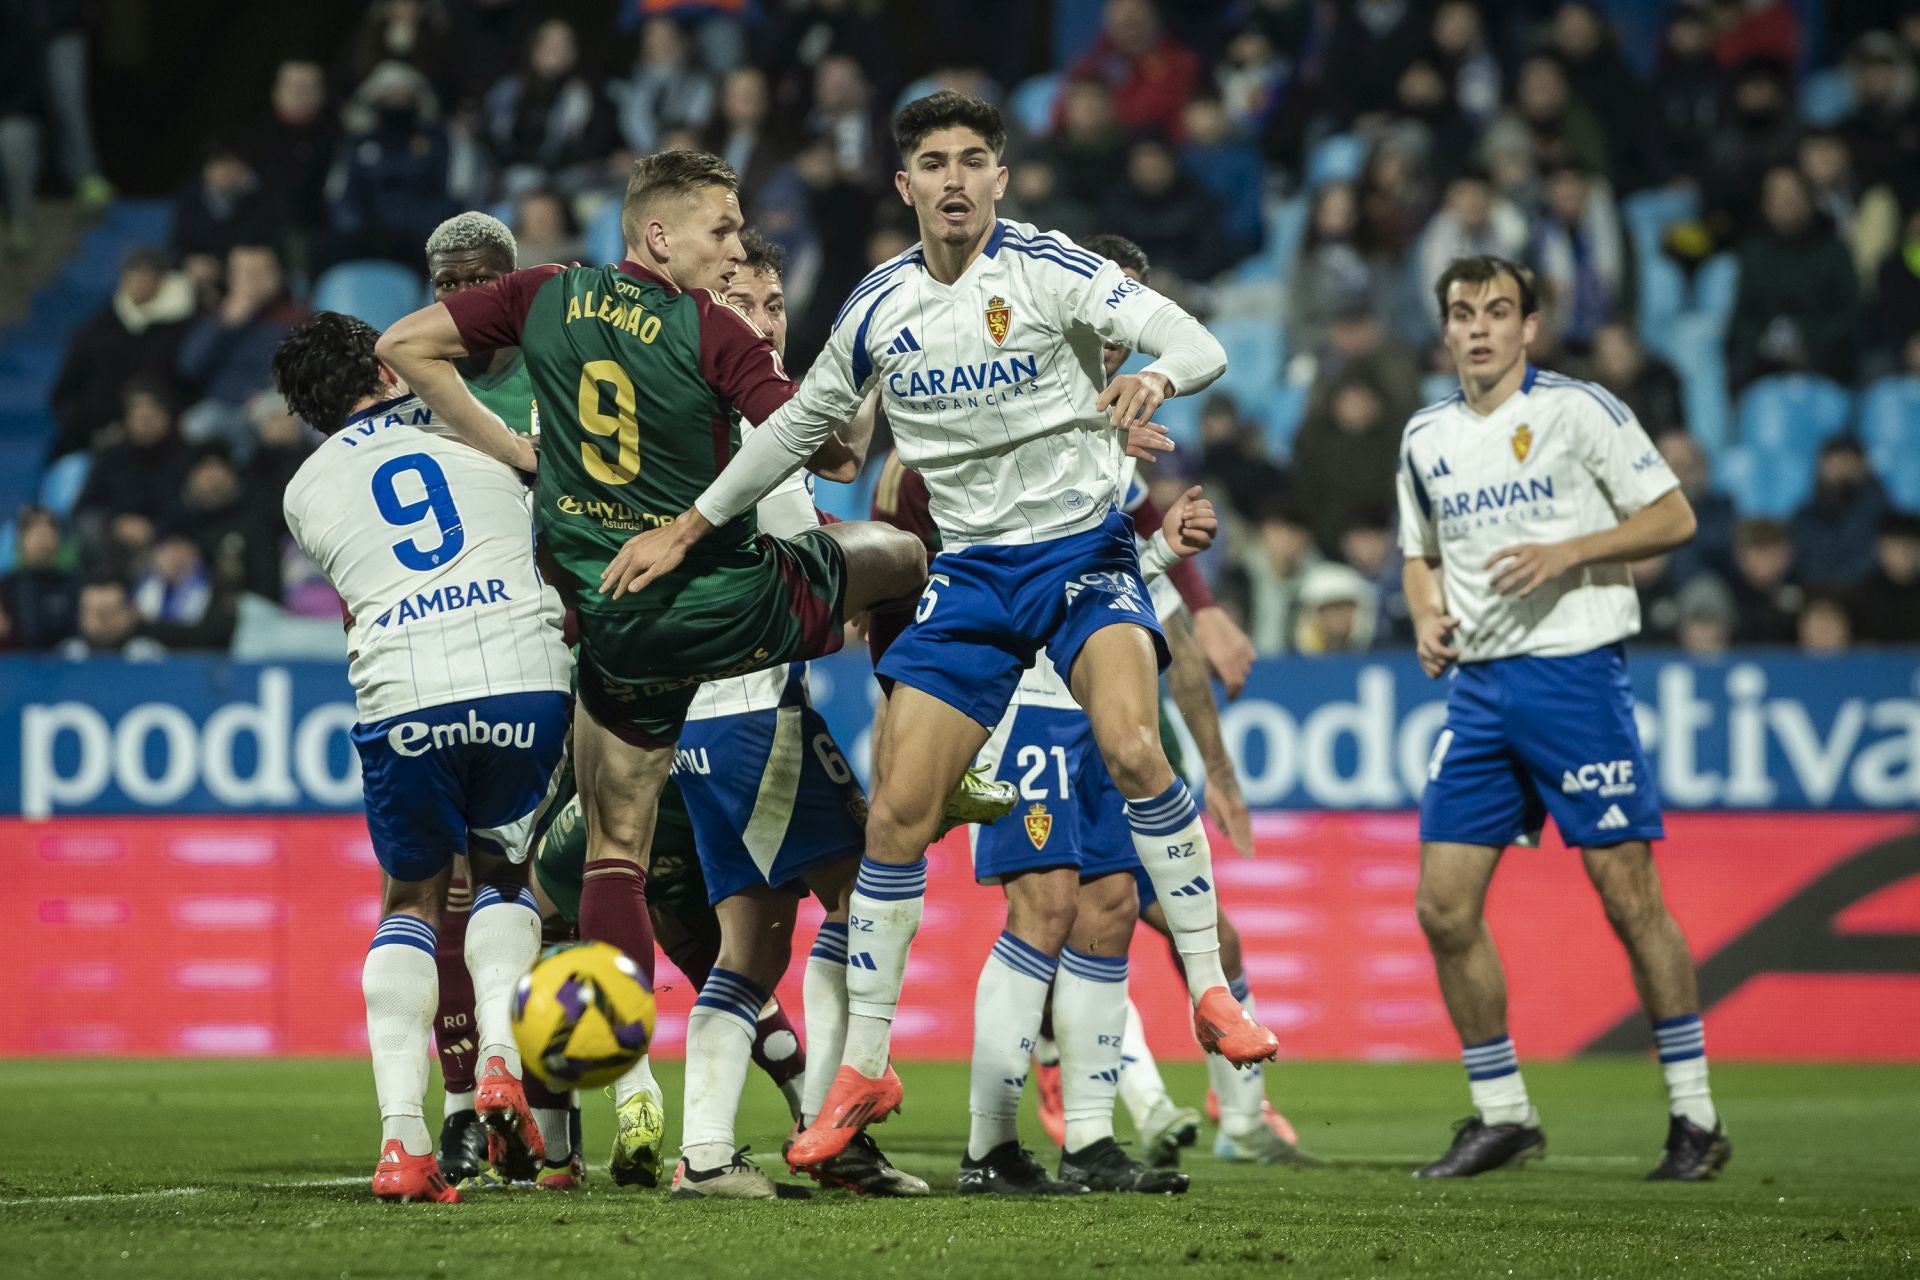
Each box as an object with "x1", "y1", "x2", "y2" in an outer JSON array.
[
  {"x1": 785, "y1": 1064, "x2": 903, "y2": 1170},
  {"x1": 474, "y1": 1055, "x2": 547, "y2": 1180},
  {"x1": 371, "y1": 1139, "x2": 461, "y2": 1203},
  {"x1": 1033, "y1": 1058, "x2": 1066, "y2": 1148},
  {"x1": 1193, "y1": 987, "x2": 1280, "y2": 1065}
]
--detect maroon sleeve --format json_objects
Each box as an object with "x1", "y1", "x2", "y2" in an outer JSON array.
[
  {"x1": 1132, "y1": 493, "x2": 1218, "y2": 612},
  {"x1": 695, "y1": 290, "x2": 797, "y2": 425},
  {"x1": 441, "y1": 264, "x2": 563, "y2": 352}
]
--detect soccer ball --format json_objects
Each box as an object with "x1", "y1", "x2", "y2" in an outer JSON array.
[{"x1": 511, "y1": 941, "x2": 655, "y2": 1090}]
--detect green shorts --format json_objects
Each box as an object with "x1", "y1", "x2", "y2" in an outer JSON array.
[
  {"x1": 533, "y1": 764, "x2": 716, "y2": 931},
  {"x1": 574, "y1": 530, "x2": 847, "y2": 746}
]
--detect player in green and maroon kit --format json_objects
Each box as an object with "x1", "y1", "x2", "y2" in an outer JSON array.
[{"x1": 376, "y1": 151, "x2": 927, "y2": 1059}]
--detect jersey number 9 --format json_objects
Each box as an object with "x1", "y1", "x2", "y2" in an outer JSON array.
[
  {"x1": 579, "y1": 359, "x2": 640, "y2": 485},
  {"x1": 373, "y1": 453, "x2": 465, "y2": 570}
]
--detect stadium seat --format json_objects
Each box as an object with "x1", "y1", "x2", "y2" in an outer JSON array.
[
  {"x1": 37, "y1": 452, "x2": 91, "y2": 517},
  {"x1": 1737, "y1": 374, "x2": 1853, "y2": 455},
  {"x1": 1637, "y1": 252, "x2": 1686, "y2": 353},
  {"x1": 1692, "y1": 253, "x2": 1740, "y2": 331},
  {"x1": 0, "y1": 518, "x2": 14, "y2": 575},
  {"x1": 0, "y1": 436, "x2": 41, "y2": 522},
  {"x1": 585, "y1": 198, "x2": 623, "y2": 267},
  {"x1": 1212, "y1": 317, "x2": 1284, "y2": 406},
  {"x1": 1304, "y1": 132, "x2": 1368, "y2": 189},
  {"x1": 1798, "y1": 66, "x2": 1853, "y2": 126},
  {"x1": 1258, "y1": 382, "x2": 1310, "y2": 459},
  {"x1": 1858, "y1": 376, "x2": 1920, "y2": 509},
  {"x1": 1622, "y1": 187, "x2": 1699, "y2": 261},
  {"x1": 1008, "y1": 72, "x2": 1061, "y2": 138},
  {"x1": 1665, "y1": 313, "x2": 1731, "y2": 456},
  {"x1": 311, "y1": 261, "x2": 428, "y2": 332},
  {"x1": 1717, "y1": 443, "x2": 1813, "y2": 520}
]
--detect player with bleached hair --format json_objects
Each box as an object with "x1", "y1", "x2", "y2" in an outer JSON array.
[
  {"x1": 1397, "y1": 255, "x2": 1726, "y2": 1181},
  {"x1": 598, "y1": 91, "x2": 1281, "y2": 1172}
]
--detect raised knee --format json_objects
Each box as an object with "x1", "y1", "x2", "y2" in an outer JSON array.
[
  {"x1": 1104, "y1": 732, "x2": 1168, "y2": 799},
  {"x1": 1416, "y1": 894, "x2": 1481, "y2": 953}
]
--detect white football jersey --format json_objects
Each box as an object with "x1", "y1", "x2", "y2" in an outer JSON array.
[
  {"x1": 284, "y1": 393, "x2": 571, "y2": 721},
  {"x1": 1394, "y1": 367, "x2": 1680, "y2": 663},
  {"x1": 686, "y1": 421, "x2": 817, "y2": 721},
  {"x1": 759, "y1": 220, "x2": 1203, "y2": 548}
]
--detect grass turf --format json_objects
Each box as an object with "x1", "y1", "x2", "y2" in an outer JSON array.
[{"x1": 3, "y1": 1059, "x2": 1915, "y2": 1279}]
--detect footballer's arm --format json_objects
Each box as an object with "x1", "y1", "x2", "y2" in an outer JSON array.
[
  {"x1": 806, "y1": 387, "x2": 882, "y2": 484},
  {"x1": 376, "y1": 304, "x2": 535, "y2": 473},
  {"x1": 1404, "y1": 554, "x2": 1460, "y2": 680},
  {"x1": 1485, "y1": 488, "x2": 1697, "y2": 599}
]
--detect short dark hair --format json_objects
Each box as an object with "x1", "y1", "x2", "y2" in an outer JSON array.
[
  {"x1": 1080, "y1": 233, "x2": 1150, "y2": 279},
  {"x1": 739, "y1": 227, "x2": 786, "y2": 279},
  {"x1": 1434, "y1": 255, "x2": 1538, "y2": 322},
  {"x1": 620, "y1": 149, "x2": 739, "y2": 251},
  {"x1": 893, "y1": 90, "x2": 1006, "y2": 161},
  {"x1": 272, "y1": 311, "x2": 384, "y2": 436}
]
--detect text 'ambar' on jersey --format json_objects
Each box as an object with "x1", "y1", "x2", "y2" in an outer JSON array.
[{"x1": 374, "y1": 579, "x2": 508, "y2": 627}]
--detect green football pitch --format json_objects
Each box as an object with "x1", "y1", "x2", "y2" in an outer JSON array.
[{"x1": 4, "y1": 1059, "x2": 1915, "y2": 1279}]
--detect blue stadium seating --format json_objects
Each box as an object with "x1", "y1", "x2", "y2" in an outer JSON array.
[
  {"x1": 1304, "y1": 133, "x2": 1368, "y2": 189},
  {"x1": 585, "y1": 197, "x2": 624, "y2": 267},
  {"x1": 1622, "y1": 187, "x2": 1699, "y2": 261},
  {"x1": 310, "y1": 261, "x2": 428, "y2": 332},
  {"x1": 1692, "y1": 253, "x2": 1740, "y2": 330},
  {"x1": 1211, "y1": 317, "x2": 1285, "y2": 408},
  {"x1": 37, "y1": 452, "x2": 91, "y2": 517},
  {"x1": 1637, "y1": 251, "x2": 1687, "y2": 353},
  {"x1": 1257, "y1": 382, "x2": 1310, "y2": 460},
  {"x1": 1008, "y1": 72, "x2": 1062, "y2": 138},
  {"x1": 1737, "y1": 374, "x2": 1853, "y2": 455},
  {"x1": 1798, "y1": 65, "x2": 1853, "y2": 126},
  {"x1": 1858, "y1": 376, "x2": 1920, "y2": 510},
  {"x1": 1665, "y1": 313, "x2": 1732, "y2": 455},
  {"x1": 1718, "y1": 443, "x2": 1813, "y2": 520},
  {"x1": 0, "y1": 436, "x2": 42, "y2": 523}
]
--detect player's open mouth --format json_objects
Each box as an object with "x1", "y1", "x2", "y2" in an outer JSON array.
[{"x1": 940, "y1": 199, "x2": 970, "y2": 218}]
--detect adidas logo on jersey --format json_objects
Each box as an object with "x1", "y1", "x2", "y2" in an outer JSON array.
[
  {"x1": 884, "y1": 326, "x2": 922, "y2": 355},
  {"x1": 1596, "y1": 804, "x2": 1630, "y2": 831},
  {"x1": 1428, "y1": 457, "x2": 1452, "y2": 479},
  {"x1": 1169, "y1": 875, "x2": 1212, "y2": 898}
]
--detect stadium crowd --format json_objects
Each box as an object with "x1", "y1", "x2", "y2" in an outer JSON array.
[{"x1": 2, "y1": 0, "x2": 1918, "y2": 658}]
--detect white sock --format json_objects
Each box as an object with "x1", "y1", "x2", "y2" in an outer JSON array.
[
  {"x1": 1055, "y1": 947, "x2": 1129, "y2": 1153},
  {"x1": 1123, "y1": 781, "x2": 1229, "y2": 997},
  {"x1": 365, "y1": 915, "x2": 439, "y2": 1156},
  {"x1": 1655, "y1": 1015, "x2": 1717, "y2": 1129},
  {"x1": 1463, "y1": 1035, "x2": 1534, "y2": 1127},
  {"x1": 534, "y1": 1106, "x2": 572, "y2": 1161},
  {"x1": 801, "y1": 922, "x2": 851, "y2": 1122},
  {"x1": 1211, "y1": 976, "x2": 1268, "y2": 1135},
  {"x1": 466, "y1": 884, "x2": 542, "y2": 1072},
  {"x1": 442, "y1": 1090, "x2": 474, "y2": 1116},
  {"x1": 1116, "y1": 997, "x2": 1170, "y2": 1134},
  {"x1": 842, "y1": 856, "x2": 927, "y2": 1076},
  {"x1": 681, "y1": 967, "x2": 764, "y2": 1168},
  {"x1": 612, "y1": 1054, "x2": 659, "y2": 1107},
  {"x1": 967, "y1": 931, "x2": 1056, "y2": 1160}
]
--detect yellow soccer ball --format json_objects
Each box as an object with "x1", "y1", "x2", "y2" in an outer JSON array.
[{"x1": 510, "y1": 941, "x2": 655, "y2": 1090}]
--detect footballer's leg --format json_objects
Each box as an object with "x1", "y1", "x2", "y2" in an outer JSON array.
[
  {"x1": 1192, "y1": 910, "x2": 1317, "y2": 1166},
  {"x1": 465, "y1": 848, "x2": 547, "y2": 1182},
  {"x1": 1055, "y1": 869, "x2": 1186, "y2": 1195},
  {"x1": 432, "y1": 859, "x2": 485, "y2": 1184},
  {"x1": 958, "y1": 866, "x2": 1087, "y2": 1197},
  {"x1": 1414, "y1": 841, "x2": 1545, "y2": 1177},
  {"x1": 788, "y1": 686, "x2": 989, "y2": 1168},
  {"x1": 1582, "y1": 841, "x2": 1729, "y2": 1181},
  {"x1": 1070, "y1": 624, "x2": 1277, "y2": 1065},
  {"x1": 366, "y1": 866, "x2": 461, "y2": 1204}
]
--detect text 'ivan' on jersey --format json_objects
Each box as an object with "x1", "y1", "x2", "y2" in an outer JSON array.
[
  {"x1": 282, "y1": 392, "x2": 572, "y2": 721},
  {"x1": 787, "y1": 219, "x2": 1203, "y2": 548},
  {"x1": 1395, "y1": 366, "x2": 1680, "y2": 663}
]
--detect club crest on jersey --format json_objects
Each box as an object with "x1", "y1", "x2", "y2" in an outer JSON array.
[
  {"x1": 1511, "y1": 423, "x2": 1533, "y2": 463},
  {"x1": 1023, "y1": 802, "x2": 1052, "y2": 850},
  {"x1": 985, "y1": 295, "x2": 1012, "y2": 346}
]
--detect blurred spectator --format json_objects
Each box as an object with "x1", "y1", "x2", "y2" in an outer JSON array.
[
  {"x1": 1179, "y1": 98, "x2": 1262, "y2": 262},
  {"x1": 708, "y1": 67, "x2": 787, "y2": 199},
  {"x1": 48, "y1": 247, "x2": 196, "y2": 461},
  {"x1": 1838, "y1": 32, "x2": 1920, "y2": 196},
  {"x1": 1102, "y1": 138, "x2": 1232, "y2": 282},
  {"x1": 926, "y1": 1, "x2": 1040, "y2": 95},
  {"x1": 1490, "y1": 55, "x2": 1609, "y2": 184},
  {"x1": 74, "y1": 381, "x2": 189, "y2": 572},
  {"x1": 447, "y1": 0, "x2": 531, "y2": 105},
  {"x1": 623, "y1": 0, "x2": 750, "y2": 76},
  {"x1": 1001, "y1": 157, "x2": 1090, "y2": 242},
  {"x1": 1314, "y1": 0, "x2": 1424, "y2": 131},
  {"x1": 1528, "y1": 160, "x2": 1624, "y2": 350},
  {"x1": 1727, "y1": 517, "x2": 1802, "y2": 645},
  {"x1": 1850, "y1": 511, "x2": 1920, "y2": 644},
  {"x1": 807, "y1": 54, "x2": 886, "y2": 189},
  {"x1": 1726, "y1": 166, "x2": 1860, "y2": 389},
  {"x1": 1197, "y1": 391, "x2": 1287, "y2": 522},
  {"x1": 1797, "y1": 130, "x2": 1900, "y2": 285},
  {"x1": 1215, "y1": 26, "x2": 1294, "y2": 139},
  {"x1": 170, "y1": 144, "x2": 279, "y2": 286},
  {"x1": 1414, "y1": 173, "x2": 1528, "y2": 331},
  {"x1": 1797, "y1": 593, "x2": 1853, "y2": 654},
  {"x1": 1288, "y1": 183, "x2": 1395, "y2": 361},
  {"x1": 1589, "y1": 325, "x2": 1685, "y2": 438},
  {"x1": 1383, "y1": 57, "x2": 1477, "y2": 188},
  {"x1": 38, "y1": 0, "x2": 111, "y2": 209},
  {"x1": 761, "y1": 0, "x2": 895, "y2": 106},
  {"x1": 1868, "y1": 206, "x2": 1920, "y2": 375},
  {"x1": 1790, "y1": 437, "x2": 1889, "y2": 589},
  {"x1": 1548, "y1": 3, "x2": 1644, "y2": 187},
  {"x1": 1631, "y1": 553, "x2": 1684, "y2": 645},
  {"x1": 1429, "y1": 1, "x2": 1502, "y2": 128},
  {"x1": 339, "y1": 0, "x2": 455, "y2": 100},
  {"x1": 176, "y1": 245, "x2": 304, "y2": 458},
  {"x1": 1701, "y1": 58, "x2": 1797, "y2": 246},
  {"x1": 0, "y1": 508, "x2": 80, "y2": 649},
  {"x1": 1654, "y1": 428, "x2": 1735, "y2": 584},
  {"x1": 1714, "y1": 0, "x2": 1801, "y2": 68},
  {"x1": 613, "y1": 17, "x2": 717, "y2": 158},
  {"x1": 1648, "y1": 2, "x2": 1729, "y2": 187},
  {"x1": 513, "y1": 190, "x2": 582, "y2": 265},
  {"x1": 1355, "y1": 136, "x2": 1431, "y2": 262},
  {"x1": 1221, "y1": 494, "x2": 1321, "y2": 656},
  {"x1": 1294, "y1": 562, "x2": 1376, "y2": 655},
  {"x1": 1675, "y1": 574, "x2": 1735, "y2": 655},
  {"x1": 177, "y1": 445, "x2": 289, "y2": 602},
  {"x1": 246, "y1": 61, "x2": 337, "y2": 242},
  {"x1": 1057, "y1": 0, "x2": 1200, "y2": 142},
  {"x1": 484, "y1": 20, "x2": 616, "y2": 196},
  {"x1": 1340, "y1": 505, "x2": 1408, "y2": 644},
  {"x1": 0, "y1": 0, "x2": 39, "y2": 255},
  {"x1": 1049, "y1": 77, "x2": 1131, "y2": 209},
  {"x1": 133, "y1": 533, "x2": 213, "y2": 630},
  {"x1": 331, "y1": 61, "x2": 455, "y2": 266},
  {"x1": 1291, "y1": 374, "x2": 1402, "y2": 558},
  {"x1": 1309, "y1": 305, "x2": 1424, "y2": 421},
  {"x1": 59, "y1": 579, "x2": 163, "y2": 660}
]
